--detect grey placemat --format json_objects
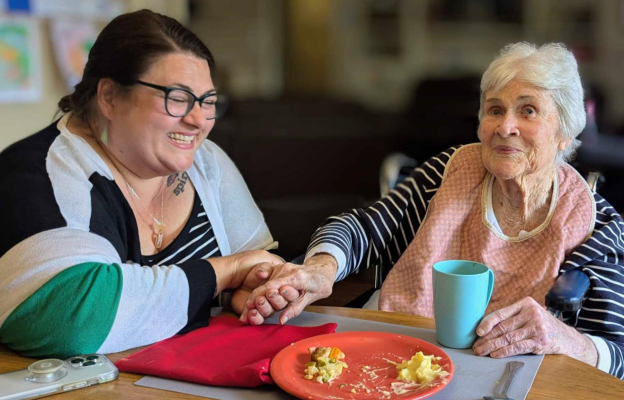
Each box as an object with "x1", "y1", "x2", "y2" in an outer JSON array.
[{"x1": 135, "y1": 309, "x2": 543, "y2": 400}]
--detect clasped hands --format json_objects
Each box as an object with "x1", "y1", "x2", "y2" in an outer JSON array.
[{"x1": 231, "y1": 254, "x2": 338, "y2": 325}]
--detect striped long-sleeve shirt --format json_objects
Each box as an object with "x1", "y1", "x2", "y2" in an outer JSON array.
[{"x1": 306, "y1": 146, "x2": 624, "y2": 379}]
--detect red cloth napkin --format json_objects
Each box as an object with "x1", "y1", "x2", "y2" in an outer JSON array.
[{"x1": 115, "y1": 316, "x2": 337, "y2": 387}]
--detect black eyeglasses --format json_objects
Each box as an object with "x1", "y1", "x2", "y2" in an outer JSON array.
[{"x1": 134, "y1": 80, "x2": 218, "y2": 120}]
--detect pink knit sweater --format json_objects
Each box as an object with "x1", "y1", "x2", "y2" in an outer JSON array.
[{"x1": 379, "y1": 144, "x2": 595, "y2": 317}]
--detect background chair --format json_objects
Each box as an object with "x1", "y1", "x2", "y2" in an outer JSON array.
[{"x1": 573, "y1": 98, "x2": 624, "y2": 209}]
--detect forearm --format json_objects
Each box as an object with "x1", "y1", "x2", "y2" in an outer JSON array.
[
  {"x1": 550, "y1": 321, "x2": 598, "y2": 367},
  {"x1": 207, "y1": 256, "x2": 237, "y2": 297},
  {"x1": 0, "y1": 258, "x2": 218, "y2": 357},
  {"x1": 306, "y1": 151, "x2": 451, "y2": 281},
  {"x1": 565, "y1": 328, "x2": 598, "y2": 367},
  {"x1": 306, "y1": 207, "x2": 400, "y2": 281},
  {"x1": 305, "y1": 253, "x2": 339, "y2": 282},
  {"x1": 306, "y1": 219, "x2": 355, "y2": 280}
]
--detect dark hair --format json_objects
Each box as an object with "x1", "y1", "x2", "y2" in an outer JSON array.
[{"x1": 58, "y1": 9, "x2": 214, "y2": 128}]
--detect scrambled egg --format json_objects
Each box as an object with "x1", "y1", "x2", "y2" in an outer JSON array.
[
  {"x1": 393, "y1": 351, "x2": 448, "y2": 384},
  {"x1": 303, "y1": 346, "x2": 348, "y2": 383}
]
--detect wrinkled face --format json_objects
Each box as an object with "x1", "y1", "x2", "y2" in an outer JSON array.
[
  {"x1": 106, "y1": 53, "x2": 216, "y2": 176},
  {"x1": 479, "y1": 79, "x2": 569, "y2": 181}
]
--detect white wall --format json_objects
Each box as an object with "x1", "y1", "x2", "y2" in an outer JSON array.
[{"x1": 0, "y1": 18, "x2": 67, "y2": 151}]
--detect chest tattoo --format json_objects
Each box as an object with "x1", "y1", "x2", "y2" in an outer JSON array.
[
  {"x1": 172, "y1": 172, "x2": 189, "y2": 196},
  {"x1": 167, "y1": 173, "x2": 179, "y2": 187}
]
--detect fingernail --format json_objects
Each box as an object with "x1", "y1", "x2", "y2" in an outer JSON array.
[
  {"x1": 268, "y1": 292, "x2": 276, "y2": 299},
  {"x1": 282, "y1": 316, "x2": 289, "y2": 324},
  {"x1": 258, "y1": 268, "x2": 266, "y2": 274},
  {"x1": 476, "y1": 328, "x2": 484, "y2": 336},
  {"x1": 250, "y1": 310, "x2": 257, "y2": 316},
  {"x1": 280, "y1": 289, "x2": 288, "y2": 296},
  {"x1": 258, "y1": 299, "x2": 265, "y2": 306}
]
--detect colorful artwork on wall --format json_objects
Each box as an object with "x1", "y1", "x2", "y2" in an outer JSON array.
[
  {"x1": 50, "y1": 20, "x2": 97, "y2": 91},
  {"x1": 0, "y1": 17, "x2": 41, "y2": 103}
]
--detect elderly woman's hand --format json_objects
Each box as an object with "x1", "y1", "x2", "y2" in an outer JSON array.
[
  {"x1": 238, "y1": 254, "x2": 339, "y2": 325},
  {"x1": 473, "y1": 297, "x2": 598, "y2": 366}
]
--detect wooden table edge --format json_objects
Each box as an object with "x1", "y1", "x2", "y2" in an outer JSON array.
[{"x1": 1, "y1": 306, "x2": 623, "y2": 399}]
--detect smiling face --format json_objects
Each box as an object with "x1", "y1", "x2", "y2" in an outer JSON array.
[
  {"x1": 479, "y1": 79, "x2": 570, "y2": 181},
  {"x1": 104, "y1": 52, "x2": 216, "y2": 177}
]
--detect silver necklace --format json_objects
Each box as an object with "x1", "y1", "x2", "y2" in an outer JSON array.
[
  {"x1": 124, "y1": 177, "x2": 166, "y2": 250},
  {"x1": 94, "y1": 125, "x2": 166, "y2": 250}
]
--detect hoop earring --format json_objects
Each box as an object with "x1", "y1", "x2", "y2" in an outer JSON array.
[{"x1": 100, "y1": 124, "x2": 109, "y2": 146}]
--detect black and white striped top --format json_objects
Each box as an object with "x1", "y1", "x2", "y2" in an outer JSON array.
[
  {"x1": 143, "y1": 191, "x2": 221, "y2": 266},
  {"x1": 307, "y1": 146, "x2": 624, "y2": 380}
]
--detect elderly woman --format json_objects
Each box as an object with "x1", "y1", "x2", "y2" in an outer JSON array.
[
  {"x1": 242, "y1": 43, "x2": 624, "y2": 379},
  {"x1": 0, "y1": 10, "x2": 282, "y2": 357}
]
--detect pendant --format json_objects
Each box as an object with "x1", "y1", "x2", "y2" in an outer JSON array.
[{"x1": 155, "y1": 228, "x2": 164, "y2": 249}]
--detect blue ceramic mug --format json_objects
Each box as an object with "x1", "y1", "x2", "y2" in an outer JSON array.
[{"x1": 432, "y1": 260, "x2": 495, "y2": 349}]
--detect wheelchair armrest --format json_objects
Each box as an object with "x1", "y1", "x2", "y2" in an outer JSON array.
[{"x1": 545, "y1": 269, "x2": 590, "y2": 313}]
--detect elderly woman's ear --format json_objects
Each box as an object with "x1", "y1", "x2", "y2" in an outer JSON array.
[{"x1": 558, "y1": 137, "x2": 572, "y2": 153}]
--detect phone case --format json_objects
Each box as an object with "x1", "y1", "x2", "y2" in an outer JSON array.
[{"x1": 0, "y1": 354, "x2": 119, "y2": 400}]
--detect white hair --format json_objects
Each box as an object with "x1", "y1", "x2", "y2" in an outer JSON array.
[{"x1": 478, "y1": 42, "x2": 586, "y2": 164}]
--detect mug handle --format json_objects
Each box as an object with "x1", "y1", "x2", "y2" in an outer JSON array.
[{"x1": 485, "y1": 269, "x2": 495, "y2": 306}]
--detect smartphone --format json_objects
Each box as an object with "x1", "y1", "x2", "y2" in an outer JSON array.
[{"x1": 0, "y1": 354, "x2": 119, "y2": 400}]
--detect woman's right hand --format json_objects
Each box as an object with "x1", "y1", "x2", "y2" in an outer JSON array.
[{"x1": 208, "y1": 250, "x2": 284, "y2": 296}]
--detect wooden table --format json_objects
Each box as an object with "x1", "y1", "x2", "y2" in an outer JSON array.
[{"x1": 2, "y1": 306, "x2": 624, "y2": 399}]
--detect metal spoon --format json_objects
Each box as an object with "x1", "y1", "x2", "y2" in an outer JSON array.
[{"x1": 483, "y1": 361, "x2": 525, "y2": 400}]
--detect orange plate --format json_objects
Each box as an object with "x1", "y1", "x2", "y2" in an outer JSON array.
[{"x1": 270, "y1": 331, "x2": 454, "y2": 400}]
